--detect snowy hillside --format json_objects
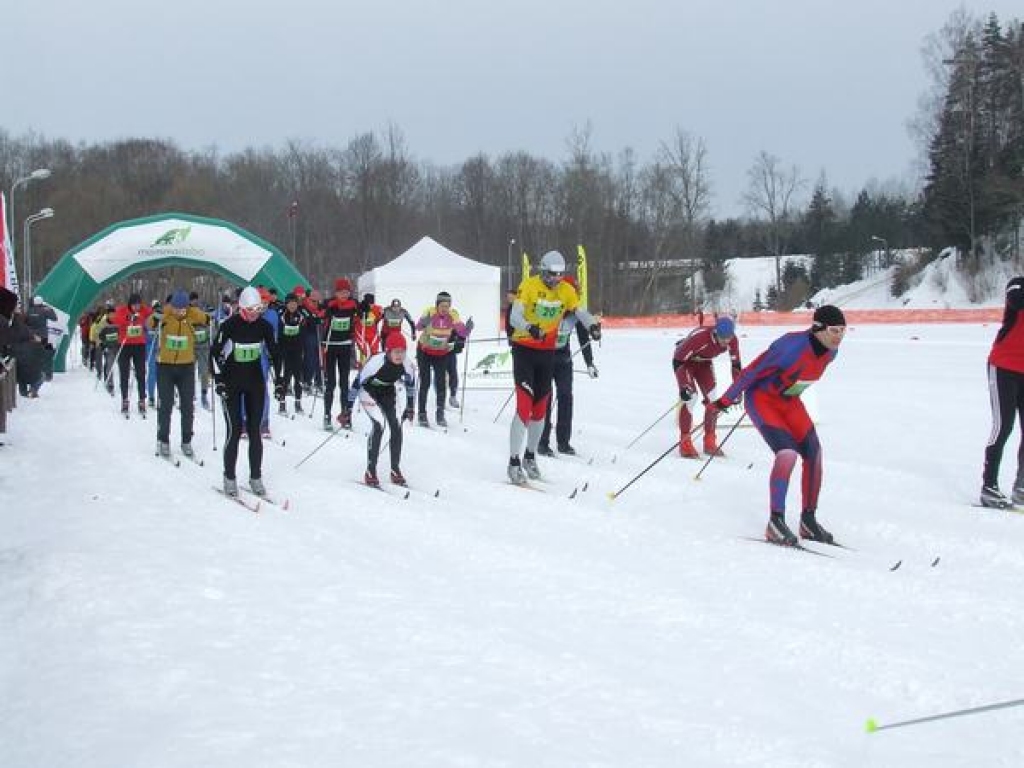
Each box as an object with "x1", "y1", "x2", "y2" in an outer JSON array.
[
  {"x1": 5, "y1": 324, "x2": 1024, "y2": 767},
  {"x1": 708, "y1": 250, "x2": 1015, "y2": 312}
]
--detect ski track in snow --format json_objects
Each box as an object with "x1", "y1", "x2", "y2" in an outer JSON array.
[{"x1": 3, "y1": 324, "x2": 1024, "y2": 767}]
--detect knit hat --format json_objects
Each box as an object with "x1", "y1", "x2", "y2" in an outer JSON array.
[
  {"x1": 812, "y1": 304, "x2": 846, "y2": 330},
  {"x1": 335, "y1": 278, "x2": 352, "y2": 292},
  {"x1": 714, "y1": 316, "x2": 735, "y2": 339},
  {"x1": 170, "y1": 290, "x2": 189, "y2": 309},
  {"x1": 285, "y1": 293, "x2": 298, "y2": 303},
  {"x1": 189, "y1": 291, "x2": 199, "y2": 301},
  {"x1": 385, "y1": 333, "x2": 408, "y2": 352},
  {"x1": 436, "y1": 291, "x2": 452, "y2": 305},
  {"x1": 293, "y1": 285, "x2": 306, "y2": 297}
]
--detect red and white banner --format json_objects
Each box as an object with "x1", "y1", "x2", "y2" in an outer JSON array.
[{"x1": 0, "y1": 192, "x2": 19, "y2": 294}]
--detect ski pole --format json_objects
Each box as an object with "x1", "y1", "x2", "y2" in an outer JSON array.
[
  {"x1": 459, "y1": 332, "x2": 471, "y2": 424},
  {"x1": 96, "y1": 338, "x2": 126, "y2": 392},
  {"x1": 294, "y1": 427, "x2": 343, "y2": 469},
  {"x1": 625, "y1": 400, "x2": 679, "y2": 449},
  {"x1": 211, "y1": 386, "x2": 218, "y2": 451},
  {"x1": 607, "y1": 439, "x2": 682, "y2": 501},
  {"x1": 694, "y1": 411, "x2": 747, "y2": 481},
  {"x1": 866, "y1": 697, "x2": 1024, "y2": 734},
  {"x1": 493, "y1": 388, "x2": 515, "y2": 423}
]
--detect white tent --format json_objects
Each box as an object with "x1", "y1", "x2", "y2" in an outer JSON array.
[{"x1": 358, "y1": 236, "x2": 501, "y2": 341}]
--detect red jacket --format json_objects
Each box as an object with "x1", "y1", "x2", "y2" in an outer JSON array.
[{"x1": 113, "y1": 304, "x2": 152, "y2": 346}]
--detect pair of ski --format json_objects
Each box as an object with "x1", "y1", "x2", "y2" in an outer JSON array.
[
  {"x1": 212, "y1": 485, "x2": 290, "y2": 514},
  {"x1": 155, "y1": 447, "x2": 205, "y2": 468},
  {"x1": 354, "y1": 479, "x2": 439, "y2": 500},
  {"x1": 742, "y1": 535, "x2": 851, "y2": 560}
]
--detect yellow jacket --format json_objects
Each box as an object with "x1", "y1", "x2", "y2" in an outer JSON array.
[
  {"x1": 509, "y1": 276, "x2": 582, "y2": 350},
  {"x1": 147, "y1": 306, "x2": 210, "y2": 364}
]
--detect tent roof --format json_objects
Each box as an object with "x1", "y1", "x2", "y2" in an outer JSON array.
[{"x1": 372, "y1": 237, "x2": 498, "y2": 280}]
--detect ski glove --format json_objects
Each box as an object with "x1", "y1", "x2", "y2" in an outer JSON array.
[
  {"x1": 527, "y1": 324, "x2": 543, "y2": 341},
  {"x1": 680, "y1": 387, "x2": 694, "y2": 402},
  {"x1": 587, "y1": 365, "x2": 599, "y2": 379},
  {"x1": 589, "y1": 323, "x2": 602, "y2": 341},
  {"x1": 709, "y1": 396, "x2": 734, "y2": 413},
  {"x1": 402, "y1": 405, "x2": 415, "y2": 422}
]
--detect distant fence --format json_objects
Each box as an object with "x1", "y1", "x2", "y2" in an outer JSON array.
[{"x1": 601, "y1": 308, "x2": 1003, "y2": 328}]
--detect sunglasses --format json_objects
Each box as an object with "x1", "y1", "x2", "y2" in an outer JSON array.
[{"x1": 825, "y1": 325, "x2": 847, "y2": 335}]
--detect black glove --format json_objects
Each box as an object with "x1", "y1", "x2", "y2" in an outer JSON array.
[
  {"x1": 402, "y1": 405, "x2": 415, "y2": 422},
  {"x1": 527, "y1": 324, "x2": 543, "y2": 341},
  {"x1": 680, "y1": 387, "x2": 693, "y2": 403},
  {"x1": 214, "y1": 378, "x2": 227, "y2": 399},
  {"x1": 589, "y1": 323, "x2": 602, "y2": 341},
  {"x1": 453, "y1": 336, "x2": 465, "y2": 354}
]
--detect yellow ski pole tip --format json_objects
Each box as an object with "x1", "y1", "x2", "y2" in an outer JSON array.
[
  {"x1": 606, "y1": 492, "x2": 616, "y2": 500},
  {"x1": 865, "y1": 718, "x2": 878, "y2": 733}
]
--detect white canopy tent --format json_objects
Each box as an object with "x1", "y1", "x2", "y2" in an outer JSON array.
[{"x1": 358, "y1": 236, "x2": 501, "y2": 341}]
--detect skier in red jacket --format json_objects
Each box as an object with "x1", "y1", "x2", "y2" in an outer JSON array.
[{"x1": 112, "y1": 293, "x2": 152, "y2": 416}]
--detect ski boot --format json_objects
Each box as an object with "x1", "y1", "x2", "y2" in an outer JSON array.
[
  {"x1": 981, "y1": 484, "x2": 1014, "y2": 509},
  {"x1": 324, "y1": 413, "x2": 333, "y2": 431},
  {"x1": 249, "y1": 477, "x2": 267, "y2": 497},
  {"x1": 147, "y1": 396, "x2": 155, "y2": 408},
  {"x1": 294, "y1": 401, "x2": 304, "y2": 414},
  {"x1": 679, "y1": 435, "x2": 699, "y2": 459},
  {"x1": 537, "y1": 443, "x2": 555, "y2": 457},
  {"x1": 522, "y1": 450, "x2": 541, "y2": 480},
  {"x1": 703, "y1": 434, "x2": 724, "y2": 457},
  {"x1": 157, "y1": 441, "x2": 171, "y2": 458},
  {"x1": 507, "y1": 457, "x2": 528, "y2": 485},
  {"x1": 448, "y1": 394, "x2": 460, "y2": 408},
  {"x1": 799, "y1": 509, "x2": 834, "y2": 544},
  {"x1": 390, "y1": 469, "x2": 407, "y2": 487},
  {"x1": 364, "y1": 469, "x2": 380, "y2": 488},
  {"x1": 435, "y1": 408, "x2": 447, "y2": 428},
  {"x1": 418, "y1": 411, "x2": 429, "y2": 427},
  {"x1": 106, "y1": 381, "x2": 115, "y2": 396},
  {"x1": 765, "y1": 513, "x2": 798, "y2": 547},
  {"x1": 121, "y1": 399, "x2": 130, "y2": 417},
  {"x1": 138, "y1": 400, "x2": 147, "y2": 417},
  {"x1": 557, "y1": 443, "x2": 577, "y2": 456},
  {"x1": 278, "y1": 400, "x2": 287, "y2": 415},
  {"x1": 337, "y1": 408, "x2": 352, "y2": 430},
  {"x1": 181, "y1": 443, "x2": 195, "y2": 459},
  {"x1": 223, "y1": 476, "x2": 239, "y2": 497},
  {"x1": 1013, "y1": 475, "x2": 1024, "y2": 506}
]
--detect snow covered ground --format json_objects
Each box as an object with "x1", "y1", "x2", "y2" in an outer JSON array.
[{"x1": 4, "y1": 322, "x2": 1024, "y2": 767}]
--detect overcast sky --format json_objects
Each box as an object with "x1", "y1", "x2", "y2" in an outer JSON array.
[{"x1": 7, "y1": 0, "x2": 1021, "y2": 217}]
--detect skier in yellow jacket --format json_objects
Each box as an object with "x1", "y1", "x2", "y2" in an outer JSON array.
[
  {"x1": 506, "y1": 250, "x2": 601, "y2": 484},
  {"x1": 147, "y1": 289, "x2": 210, "y2": 460}
]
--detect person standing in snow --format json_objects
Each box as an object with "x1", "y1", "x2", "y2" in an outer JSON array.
[
  {"x1": 672, "y1": 316, "x2": 743, "y2": 459},
  {"x1": 379, "y1": 298, "x2": 416, "y2": 351},
  {"x1": 506, "y1": 250, "x2": 601, "y2": 484},
  {"x1": 709, "y1": 305, "x2": 846, "y2": 546},
  {"x1": 538, "y1": 276, "x2": 598, "y2": 457},
  {"x1": 210, "y1": 287, "x2": 280, "y2": 497},
  {"x1": 980, "y1": 277, "x2": 1024, "y2": 508},
  {"x1": 276, "y1": 292, "x2": 311, "y2": 414},
  {"x1": 353, "y1": 332, "x2": 417, "y2": 487},
  {"x1": 112, "y1": 293, "x2": 152, "y2": 416},
  {"x1": 149, "y1": 290, "x2": 209, "y2": 459},
  {"x1": 320, "y1": 278, "x2": 361, "y2": 431},
  {"x1": 189, "y1": 292, "x2": 214, "y2": 410},
  {"x1": 415, "y1": 291, "x2": 470, "y2": 428}
]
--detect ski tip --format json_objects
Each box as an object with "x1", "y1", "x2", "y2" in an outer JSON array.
[
  {"x1": 865, "y1": 718, "x2": 879, "y2": 734},
  {"x1": 403, "y1": 491, "x2": 411, "y2": 500},
  {"x1": 433, "y1": 489, "x2": 440, "y2": 498},
  {"x1": 569, "y1": 488, "x2": 578, "y2": 499},
  {"x1": 582, "y1": 482, "x2": 589, "y2": 492},
  {"x1": 747, "y1": 462, "x2": 754, "y2": 469},
  {"x1": 889, "y1": 560, "x2": 903, "y2": 572},
  {"x1": 931, "y1": 556, "x2": 941, "y2": 567},
  {"x1": 283, "y1": 500, "x2": 291, "y2": 511}
]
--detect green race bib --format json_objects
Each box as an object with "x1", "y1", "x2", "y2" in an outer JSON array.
[
  {"x1": 330, "y1": 317, "x2": 351, "y2": 332},
  {"x1": 233, "y1": 342, "x2": 262, "y2": 363},
  {"x1": 283, "y1": 324, "x2": 300, "y2": 337},
  {"x1": 126, "y1": 325, "x2": 143, "y2": 338},
  {"x1": 556, "y1": 331, "x2": 570, "y2": 347},
  {"x1": 783, "y1": 380, "x2": 813, "y2": 397},
  {"x1": 427, "y1": 333, "x2": 448, "y2": 349},
  {"x1": 387, "y1": 317, "x2": 401, "y2": 327},
  {"x1": 193, "y1": 327, "x2": 209, "y2": 344},
  {"x1": 534, "y1": 299, "x2": 562, "y2": 322},
  {"x1": 166, "y1": 334, "x2": 188, "y2": 351}
]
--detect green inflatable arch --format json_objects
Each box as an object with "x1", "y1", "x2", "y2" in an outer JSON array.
[{"x1": 35, "y1": 212, "x2": 307, "y2": 372}]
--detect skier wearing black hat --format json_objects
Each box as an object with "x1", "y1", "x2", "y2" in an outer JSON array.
[
  {"x1": 709, "y1": 304, "x2": 847, "y2": 546},
  {"x1": 277, "y1": 292, "x2": 312, "y2": 414},
  {"x1": 980, "y1": 277, "x2": 1024, "y2": 508}
]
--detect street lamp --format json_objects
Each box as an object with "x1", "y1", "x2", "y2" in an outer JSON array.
[
  {"x1": 7, "y1": 168, "x2": 52, "y2": 289},
  {"x1": 507, "y1": 238, "x2": 516, "y2": 290},
  {"x1": 23, "y1": 208, "x2": 54, "y2": 303},
  {"x1": 871, "y1": 235, "x2": 889, "y2": 270}
]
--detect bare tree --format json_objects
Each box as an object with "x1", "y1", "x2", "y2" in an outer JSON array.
[{"x1": 743, "y1": 151, "x2": 804, "y2": 294}]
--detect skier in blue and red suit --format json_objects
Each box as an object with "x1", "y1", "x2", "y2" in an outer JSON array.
[{"x1": 708, "y1": 304, "x2": 847, "y2": 547}]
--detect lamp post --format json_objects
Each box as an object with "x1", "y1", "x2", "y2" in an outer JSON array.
[
  {"x1": 871, "y1": 235, "x2": 889, "y2": 270},
  {"x1": 23, "y1": 208, "x2": 54, "y2": 304},
  {"x1": 7, "y1": 169, "x2": 52, "y2": 272},
  {"x1": 507, "y1": 237, "x2": 516, "y2": 290}
]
